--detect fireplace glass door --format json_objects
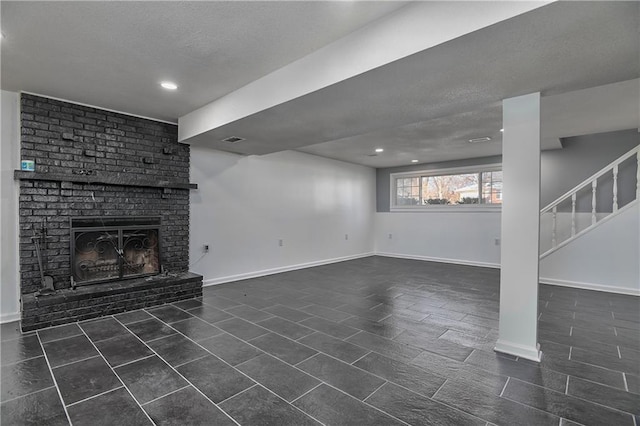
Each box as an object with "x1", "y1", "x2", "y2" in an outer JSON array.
[{"x1": 71, "y1": 217, "x2": 161, "y2": 285}]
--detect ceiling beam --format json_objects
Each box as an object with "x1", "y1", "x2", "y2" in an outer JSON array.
[{"x1": 178, "y1": 1, "x2": 550, "y2": 144}]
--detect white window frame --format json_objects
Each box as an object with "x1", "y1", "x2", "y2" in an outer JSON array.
[{"x1": 390, "y1": 163, "x2": 503, "y2": 212}]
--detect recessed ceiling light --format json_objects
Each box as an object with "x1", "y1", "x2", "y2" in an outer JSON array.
[
  {"x1": 500, "y1": 128, "x2": 504, "y2": 132},
  {"x1": 160, "y1": 81, "x2": 178, "y2": 90},
  {"x1": 375, "y1": 148, "x2": 384, "y2": 153},
  {"x1": 468, "y1": 137, "x2": 492, "y2": 144},
  {"x1": 411, "y1": 159, "x2": 419, "y2": 163}
]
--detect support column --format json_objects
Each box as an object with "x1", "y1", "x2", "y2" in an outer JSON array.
[{"x1": 495, "y1": 92, "x2": 542, "y2": 362}]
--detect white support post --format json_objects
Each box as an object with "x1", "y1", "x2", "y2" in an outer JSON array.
[
  {"x1": 636, "y1": 150, "x2": 640, "y2": 199},
  {"x1": 612, "y1": 165, "x2": 618, "y2": 212},
  {"x1": 571, "y1": 193, "x2": 576, "y2": 237},
  {"x1": 591, "y1": 180, "x2": 597, "y2": 226},
  {"x1": 551, "y1": 206, "x2": 557, "y2": 248},
  {"x1": 495, "y1": 92, "x2": 542, "y2": 362}
]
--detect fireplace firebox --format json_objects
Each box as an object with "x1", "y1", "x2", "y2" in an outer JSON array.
[{"x1": 71, "y1": 217, "x2": 161, "y2": 286}]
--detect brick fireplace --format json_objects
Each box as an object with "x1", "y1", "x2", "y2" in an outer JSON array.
[{"x1": 16, "y1": 94, "x2": 202, "y2": 331}]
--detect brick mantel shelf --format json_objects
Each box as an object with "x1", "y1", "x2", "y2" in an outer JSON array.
[{"x1": 14, "y1": 170, "x2": 198, "y2": 190}]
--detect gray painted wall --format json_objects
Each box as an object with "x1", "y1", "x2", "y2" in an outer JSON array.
[{"x1": 376, "y1": 129, "x2": 639, "y2": 212}]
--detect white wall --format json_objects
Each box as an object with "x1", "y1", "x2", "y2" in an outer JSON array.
[
  {"x1": 540, "y1": 202, "x2": 640, "y2": 295},
  {"x1": 374, "y1": 211, "x2": 502, "y2": 268},
  {"x1": 190, "y1": 148, "x2": 375, "y2": 285},
  {"x1": 1, "y1": 90, "x2": 21, "y2": 322}
]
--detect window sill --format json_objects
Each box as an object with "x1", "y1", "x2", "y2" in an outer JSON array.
[{"x1": 390, "y1": 205, "x2": 502, "y2": 213}]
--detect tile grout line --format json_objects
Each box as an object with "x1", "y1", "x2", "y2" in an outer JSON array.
[
  {"x1": 0, "y1": 385, "x2": 57, "y2": 405},
  {"x1": 617, "y1": 346, "x2": 622, "y2": 359},
  {"x1": 499, "y1": 377, "x2": 510, "y2": 397},
  {"x1": 216, "y1": 383, "x2": 258, "y2": 407},
  {"x1": 65, "y1": 386, "x2": 124, "y2": 408},
  {"x1": 49, "y1": 354, "x2": 102, "y2": 370},
  {"x1": 430, "y1": 378, "x2": 449, "y2": 399},
  {"x1": 110, "y1": 316, "x2": 243, "y2": 426},
  {"x1": 362, "y1": 380, "x2": 388, "y2": 403},
  {"x1": 568, "y1": 346, "x2": 573, "y2": 360},
  {"x1": 289, "y1": 383, "x2": 323, "y2": 405},
  {"x1": 34, "y1": 332, "x2": 74, "y2": 425},
  {"x1": 350, "y1": 350, "x2": 373, "y2": 366},
  {"x1": 0, "y1": 353, "x2": 48, "y2": 368},
  {"x1": 140, "y1": 384, "x2": 191, "y2": 406},
  {"x1": 564, "y1": 376, "x2": 570, "y2": 395},
  {"x1": 168, "y1": 305, "x2": 447, "y2": 424},
  {"x1": 75, "y1": 325, "x2": 157, "y2": 425},
  {"x1": 622, "y1": 372, "x2": 629, "y2": 392},
  {"x1": 111, "y1": 353, "x2": 155, "y2": 370}
]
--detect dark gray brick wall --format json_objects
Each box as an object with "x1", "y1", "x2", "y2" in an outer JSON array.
[{"x1": 19, "y1": 94, "x2": 191, "y2": 294}]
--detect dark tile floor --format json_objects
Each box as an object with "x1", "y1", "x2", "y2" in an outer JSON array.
[{"x1": 1, "y1": 256, "x2": 638, "y2": 425}]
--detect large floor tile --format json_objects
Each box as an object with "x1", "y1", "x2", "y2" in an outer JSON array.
[
  {"x1": 219, "y1": 385, "x2": 320, "y2": 426},
  {"x1": 353, "y1": 351, "x2": 446, "y2": 397},
  {"x1": 256, "y1": 316, "x2": 315, "y2": 340},
  {"x1": 94, "y1": 333, "x2": 153, "y2": 367},
  {"x1": 0, "y1": 387, "x2": 68, "y2": 426},
  {"x1": 299, "y1": 316, "x2": 360, "y2": 340},
  {"x1": 1, "y1": 334, "x2": 43, "y2": 367},
  {"x1": 215, "y1": 317, "x2": 269, "y2": 341},
  {"x1": 187, "y1": 305, "x2": 234, "y2": 324},
  {"x1": 225, "y1": 304, "x2": 274, "y2": 322},
  {"x1": 52, "y1": 356, "x2": 121, "y2": 405},
  {"x1": 38, "y1": 324, "x2": 83, "y2": 343},
  {"x1": 115, "y1": 356, "x2": 187, "y2": 404},
  {"x1": 503, "y1": 377, "x2": 635, "y2": 426},
  {"x1": 177, "y1": 355, "x2": 254, "y2": 403},
  {"x1": 300, "y1": 304, "x2": 353, "y2": 322},
  {"x1": 146, "y1": 334, "x2": 208, "y2": 367},
  {"x1": 347, "y1": 330, "x2": 422, "y2": 362},
  {"x1": 263, "y1": 305, "x2": 313, "y2": 322},
  {"x1": 169, "y1": 317, "x2": 222, "y2": 341},
  {"x1": 66, "y1": 387, "x2": 151, "y2": 426},
  {"x1": 248, "y1": 332, "x2": 317, "y2": 365},
  {"x1": 340, "y1": 316, "x2": 406, "y2": 339},
  {"x1": 198, "y1": 333, "x2": 264, "y2": 366},
  {"x1": 297, "y1": 353, "x2": 385, "y2": 400},
  {"x1": 366, "y1": 382, "x2": 486, "y2": 426},
  {"x1": 146, "y1": 305, "x2": 193, "y2": 324},
  {"x1": 298, "y1": 332, "x2": 369, "y2": 363},
  {"x1": 80, "y1": 317, "x2": 129, "y2": 343},
  {"x1": 143, "y1": 386, "x2": 235, "y2": 425},
  {"x1": 114, "y1": 309, "x2": 153, "y2": 325},
  {"x1": 1, "y1": 356, "x2": 54, "y2": 402},
  {"x1": 42, "y1": 334, "x2": 98, "y2": 368},
  {"x1": 567, "y1": 376, "x2": 639, "y2": 415},
  {"x1": 125, "y1": 318, "x2": 177, "y2": 342},
  {"x1": 237, "y1": 354, "x2": 319, "y2": 402},
  {"x1": 433, "y1": 377, "x2": 560, "y2": 426},
  {"x1": 293, "y1": 383, "x2": 404, "y2": 426}
]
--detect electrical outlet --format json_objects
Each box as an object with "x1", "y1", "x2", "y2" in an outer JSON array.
[
  {"x1": 278, "y1": 239, "x2": 283, "y2": 247},
  {"x1": 345, "y1": 234, "x2": 349, "y2": 240},
  {"x1": 204, "y1": 244, "x2": 210, "y2": 252}
]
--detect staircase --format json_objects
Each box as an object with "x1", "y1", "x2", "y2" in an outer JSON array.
[{"x1": 540, "y1": 145, "x2": 639, "y2": 258}]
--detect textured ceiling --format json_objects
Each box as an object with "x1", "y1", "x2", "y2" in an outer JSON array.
[
  {"x1": 1, "y1": 1, "x2": 638, "y2": 168},
  {"x1": 192, "y1": 1, "x2": 639, "y2": 166},
  {"x1": 0, "y1": 1, "x2": 408, "y2": 122}
]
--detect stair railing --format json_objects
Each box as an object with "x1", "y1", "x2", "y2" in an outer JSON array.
[{"x1": 540, "y1": 145, "x2": 639, "y2": 258}]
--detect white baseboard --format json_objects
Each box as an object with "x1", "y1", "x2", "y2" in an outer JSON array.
[
  {"x1": 203, "y1": 252, "x2": 375, "y2": 287},
  {"x1": 539, "y1": 277, "x2": 640, "y2": 297},
  {"x1": 0, "y1": 311, "x2": 20, "y2": 324},
  {"x1": 375, "y1": 252, "x2": 500, "y2": 269}
]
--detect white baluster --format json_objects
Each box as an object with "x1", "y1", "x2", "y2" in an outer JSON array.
[
  {"x1": 612, "y1": 165, "x2": 618, "y2": 212},
  {"x1": 571, "y1": 193, "x2": 576, "y2": 237},
  {"x1": 552, "y1": 206, "x2": 557, "y2": 248},
  {"x1": 591, "y1": 180, "x2": 597, "y2": 225}
]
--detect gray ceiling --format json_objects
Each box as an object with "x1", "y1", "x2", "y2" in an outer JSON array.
[{"x1": 2, "y1": 1, "x2": 638, "y2": 168}]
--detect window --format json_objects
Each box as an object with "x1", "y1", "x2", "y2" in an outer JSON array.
[{"x1": 391, "y1": 165, "x2": 502, "y2": 210}]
